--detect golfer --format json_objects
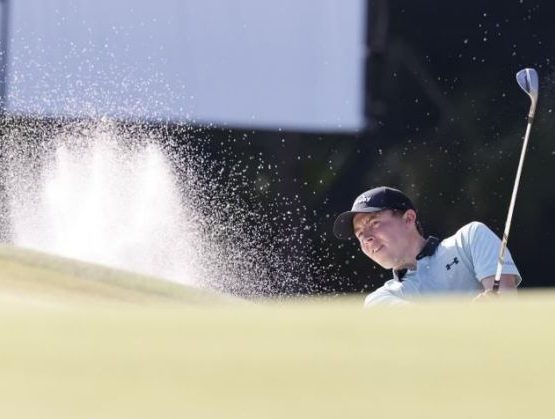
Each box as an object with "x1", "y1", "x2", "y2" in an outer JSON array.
[{"x1": 333, "y1": 186, "x2": 521, "y2": 306}]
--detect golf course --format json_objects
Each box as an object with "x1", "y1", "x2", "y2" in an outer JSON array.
[{"x1": 0, "y1": 244, "x2": 553, "y2": 419}]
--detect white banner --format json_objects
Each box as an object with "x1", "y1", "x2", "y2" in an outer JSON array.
[{"x1": 6, "y1": 0, "x2": 365, "y2": 131}]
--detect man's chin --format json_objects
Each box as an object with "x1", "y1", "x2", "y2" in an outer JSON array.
[
  {"x1": 370, "y1": 257, "x2": 395, "y2": 270},
  {"x1": 380, "y1": 262, "x2": 395, "y2": 270}
]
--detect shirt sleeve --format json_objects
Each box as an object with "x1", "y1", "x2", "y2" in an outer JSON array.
[
  {"x1": 461, "y1": 222, "x2": 522, "y2": 286},
  {"x1": 364, "y1": 285, "x2": 410, "y2": 307}
]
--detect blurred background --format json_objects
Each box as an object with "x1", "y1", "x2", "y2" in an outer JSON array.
[{"x1": 0, "y1": 0, "x2": 553, "y2": 296}]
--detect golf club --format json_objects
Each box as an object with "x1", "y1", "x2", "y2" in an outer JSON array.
[{"x1": 492, "y1": 68, "x2": 539, "y2": 293}]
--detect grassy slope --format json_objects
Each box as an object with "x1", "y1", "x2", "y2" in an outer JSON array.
[
  {"x1": 0, "y1": 245, "x2": 554, "y2": 419},
  {"x1": 0, "y1": 244, "x2": 238, "y2": 306}
]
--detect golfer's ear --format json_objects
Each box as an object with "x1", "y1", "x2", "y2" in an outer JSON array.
[{"x1": 404, "y1": 209, "x2": 417, "y2": 224}]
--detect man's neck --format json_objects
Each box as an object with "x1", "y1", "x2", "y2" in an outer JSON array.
[{"x1": 394, "y1": 235, "x2": 427, "y2": 271}]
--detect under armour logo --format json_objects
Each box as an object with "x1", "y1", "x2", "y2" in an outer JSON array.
[{"x1": 446, "y1": 257, "x2": 459, "y2": 270}]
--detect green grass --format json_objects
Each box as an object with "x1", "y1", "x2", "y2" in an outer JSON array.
[
  {"x1": 0, "y1": 245, "x2": 554, "y2": 419},
  {"x1": 0, "y1": 244, "x2": 239, "y2": 306}
]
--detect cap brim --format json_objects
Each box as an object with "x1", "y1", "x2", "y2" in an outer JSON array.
[{"x1": 332, "y1": 207, "x2": 384, "y2": 240}]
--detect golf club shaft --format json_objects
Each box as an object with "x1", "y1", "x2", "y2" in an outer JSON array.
[{"x1": 493, "y1": 119, "x2": 533, "y2": 292}]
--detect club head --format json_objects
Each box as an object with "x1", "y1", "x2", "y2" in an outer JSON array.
[{"x1": 516, "y1": 68, "x2": 539, "y2": 117}]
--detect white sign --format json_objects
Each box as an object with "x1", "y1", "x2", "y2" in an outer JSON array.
[{"x1": 6, "y1": 0, "x2": 366, "y2": 131}]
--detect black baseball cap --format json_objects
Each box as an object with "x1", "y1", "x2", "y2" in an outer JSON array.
[{"x1": 333, "y1": 186, "x2": 416, "y2": 240}]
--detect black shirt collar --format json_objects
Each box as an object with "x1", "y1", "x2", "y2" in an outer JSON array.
[
  {"x1": 393, "y1": 236, "x2": 441, "y2": 281},
  {"x1": 416, "y1": 236, "x2": 441, "y2": 260}
]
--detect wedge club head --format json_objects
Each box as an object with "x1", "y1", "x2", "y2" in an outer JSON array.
[{"x1": 516, "y1": 68, "x2": 539, "y2": 118}]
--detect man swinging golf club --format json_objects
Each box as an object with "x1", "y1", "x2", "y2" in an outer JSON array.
[
  {"x1": 333, "y1": 186, "x2": 521, "y2": 306},
  {"x1": 333, "y1": 68, "x2": 538, "y2": 306}
]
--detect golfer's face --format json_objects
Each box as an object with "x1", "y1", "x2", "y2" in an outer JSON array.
[{"x1": 353, "y1": 210, "x2": 411, "y2": 269}]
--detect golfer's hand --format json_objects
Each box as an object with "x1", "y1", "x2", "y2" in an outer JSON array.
[
  {"x1": 472, "y1": 289, "x2": 496, "y2": 302},
  {"x1": 476, "y1": 274, "x2": 518, "y2": 301}
]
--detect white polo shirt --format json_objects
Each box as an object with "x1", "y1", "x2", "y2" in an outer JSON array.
[{"x1": 364, "y1": 221, "x2": 522, "y2": 306}]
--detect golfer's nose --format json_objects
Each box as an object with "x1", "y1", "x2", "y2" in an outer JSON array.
[{"x1": 362, "y1": 234, "x2": 374, "y2": 244}]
